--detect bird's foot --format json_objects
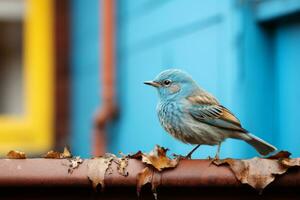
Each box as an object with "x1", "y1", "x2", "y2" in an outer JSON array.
[
  {"x1": 208, "y1": 155, "x2": 220, "y2": 166},
  {"x1": 172, "y1": 153, "x2": 190, "y2": 160},
  {"x1": 185, "y1": 152, "x2": 193, "y2": 159}
]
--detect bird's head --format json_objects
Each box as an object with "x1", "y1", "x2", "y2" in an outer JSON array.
[{"x1": 144, "y1": 69, "x2": 199, "y2": 101}]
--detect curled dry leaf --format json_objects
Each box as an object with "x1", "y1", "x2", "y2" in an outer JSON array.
[
  {"x1": 7, "y1": 150, "x2": 26, "y2": 159},
  {"x1": 213, "y1": 150, "x2": 300, "y2": 192},
  {"x1": 131, "y1": 145, "x2": 179, "y2": 199},
  {"x1": 116, "y1": 157, "x2": 129, "y2": 176},
  {"x1": 43, "y1": 150, "x2": 62, "y2": 159},
  {"x1": 132, "y1": 145, "x2": 179, "y2": 171},
  {"x1": 214, "y1": 157, "x2": 288, "y2": 191},
  {"x1": 43, "y1": 146, "x2": 73, "y2": 159},
  {"x1": 280, "y1": 158, "x2": 300, "y2": 167},
  {"x1": 87, "y1": 154, "x2": 114, "y2": 191},
  {"x1": 128, "y1": 150, "x2": 143, "y2": 159},
  {"x1": 137, "y1": 167, "x2": 153, "y2": 196},
  {"x1": 62, "y1": 146, "x2": 73, "y2": 158},
  {"x1": 136, "y1": 167, "x2": 160, "y2": 200},
  {"x1": 67, "y1": 156, "x2": 83, "y2": 174}
]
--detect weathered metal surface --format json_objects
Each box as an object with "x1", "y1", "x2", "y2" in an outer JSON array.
[
  {"x1": 0, "y1": 158, "x2": 300, "y2": 187},
  {"x1": 0, "y1": 158, "x2": 300, "y2": 199}
]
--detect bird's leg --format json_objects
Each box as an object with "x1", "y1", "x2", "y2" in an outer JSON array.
[
  {"x1": 214, "y1": 143, "x2": 221, "y2": 160},
  {"x1": 185, "y1": 144, "x2": 201, "y2": 159},
  {"x1": 209, "y1": 143, "x2": 221, "y2": 165}
]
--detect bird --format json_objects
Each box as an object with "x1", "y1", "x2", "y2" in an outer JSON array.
[{"x1": 144, "y1": 69, "x2": 277, "y2": 159}]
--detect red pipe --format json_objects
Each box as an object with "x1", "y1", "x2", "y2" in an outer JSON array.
[{"x1": 93, "y1": 0, "x2": 118, "y2": 156}]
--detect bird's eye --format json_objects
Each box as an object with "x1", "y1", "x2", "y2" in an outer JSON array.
[{"x1": 163, "y1": 79, "x2": 171, "y2": 86}]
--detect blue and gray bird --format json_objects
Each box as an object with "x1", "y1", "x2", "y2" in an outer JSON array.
[{"x1": 144, "y1": 69, "x2": 277, "y2": 159}]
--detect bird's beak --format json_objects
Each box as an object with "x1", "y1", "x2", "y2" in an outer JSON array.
[{"x1": 144, "y1": 81, "x2": 161, "y2": 88}]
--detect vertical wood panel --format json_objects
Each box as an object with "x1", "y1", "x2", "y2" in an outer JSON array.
[{"x1": 54, "y1": 0, "x2": 70, "y2": 149}]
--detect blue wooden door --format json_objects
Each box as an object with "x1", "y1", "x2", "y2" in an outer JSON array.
[
  {"x1": 69, "y1": 0, "x2": 300, "y2": 158},
  {"x1": 275, "y1": 21, "x2": 300, "y2": 155},
  {"x1": 111, "y1": 0, "x2": 248, "y2": 158}
]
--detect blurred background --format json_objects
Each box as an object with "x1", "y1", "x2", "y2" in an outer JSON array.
[{"x1": 0, "y1": 0, "x2": 299, "y2": 158}]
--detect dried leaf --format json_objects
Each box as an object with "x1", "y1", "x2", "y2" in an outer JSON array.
[
  {"x1": 137, "y1": 167, "x2": 153, "y2": 196},
  {"x1": 280, "y1": 158, "x2": 300, "y2": 167},
  {"x1": 141, "y1": 145, "x2": 179, "y2": 171},
  {"x1": 136, "y1": 167, "x2": 159, "y2": 200},
  {"x1": 128, "y1": 150, "x2": 143, "y2": 159},
  {"x1": 116, "y1": 157, "x2": 129, "y2": 176},
  {"x1": 63, "y1": 146, "x2": 73, "y2": 158},
  {"x1": 214, "y1": 157, "x2": 288, "y2": 191},
  {"x1": 133, "y1": 146, "x2": 176, "y2": 199},
  {"x1": 43, "y1": 150, "x2": 62, "y2": 159},
  {"x1": 267, "y1": 151, "x2": 291, "y2": 159},
  {"x1": 43, "y1": 146, "x2": 73, "y2": 159},
  {"x1": 134, "y1": 146, "x2": 176, "y2": 199},
  {"x1": 7, "y1": 150, "x2": 26, "y2": 159},
  {"x1": 87, "y1": 154, "x2": 114, "y2": 191},
  {"x1": 67, "y1": 156, "x2": 83, "y2": 174}
]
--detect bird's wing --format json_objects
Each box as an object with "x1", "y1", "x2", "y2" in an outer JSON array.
[{"x1": 186, "y1": 94, "x2": 247, "y2": 133}]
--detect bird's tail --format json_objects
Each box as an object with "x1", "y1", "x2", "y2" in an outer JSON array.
[{"x1": 245, "y1": 133, "x2": 277, "y2": 156}]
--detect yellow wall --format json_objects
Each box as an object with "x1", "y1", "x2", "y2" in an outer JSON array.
[{"x1": 0, "y1": 0, "x2": 54, "y2": 155}]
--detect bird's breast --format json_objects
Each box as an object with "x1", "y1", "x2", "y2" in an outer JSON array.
[
  {"x1": 157, "y1": 101, "x2": 187, "y2": 141},
  {"x1": 156, "y1": 101, "x2": 225, "y2": 145}
]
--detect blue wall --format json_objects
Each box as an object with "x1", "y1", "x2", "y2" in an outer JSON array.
[
  {"x1": 69, "y1": 0, "x2": 300, "y2": 158},
  {"x1": 111, "y1": 0, "x2": 250, "y2": 158},
  {"x1": 109, "y1": 0, "x2": 300, "y2": 158},
  {"x1": 70, "y1": 0, "x2": 100, "y2": 157},
  {"x1": 275, "y1": 20, "x2": 300, "y2": 155}
]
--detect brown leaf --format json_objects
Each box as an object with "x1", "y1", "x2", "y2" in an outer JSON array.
[
  {"x1": 137, "y1": 167, "x2": 153, "y2": 196},
  {"x1": 43, "y1": 146, "x2": 73, "y2": 159},
  {"x1": 134, "y1": 146, "x2": 175, "y2": 199},
  {"x1": 128, "y1": 150, "x2": 143, "y2": 159},
  {"x1": 62, "y1": 146, "x2": 73, "y2": 158},
  {"x1": 136, "y1": 167, "x2": 160, "y2": 200},
  {"x1": 267, "y1": 151, "x2": 291, "y2": 159},
  {"x1": 140, "y1": 145, "x2": 179, "y2": 171},
  {"x1": 87, "y1": 154, "x2": 114, "y2": 191},
  {"x1": 280, "y1": 158, "x2": 300, "y2": 167},
  {"x1": 43, "y1": 150, "x2": 62, "y2": 159},
  {"x1": 214, "y1": 157, "x2": 288, "y2": 191},
  {"x1": 67, "y1": 156, "x2": 83, "y2": 174},
  {"x1": 7, "y1": 150, "x2": 26, "y2": 159}
]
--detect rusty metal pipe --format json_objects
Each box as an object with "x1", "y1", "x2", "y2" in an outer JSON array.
[{"x1": 0, "y1": 159, "x2": 300, "y2": 188}]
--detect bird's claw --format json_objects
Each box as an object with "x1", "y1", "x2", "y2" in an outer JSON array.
[
  {"x1": 172, "y1": 153, "x2": 191, "y2": 160},
  {"x1": 208, "y1": 155, "x2": 220, "y2": 166},
  {"x1": 185, "y1": 153, "x2": 193, "y2": 159}
]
